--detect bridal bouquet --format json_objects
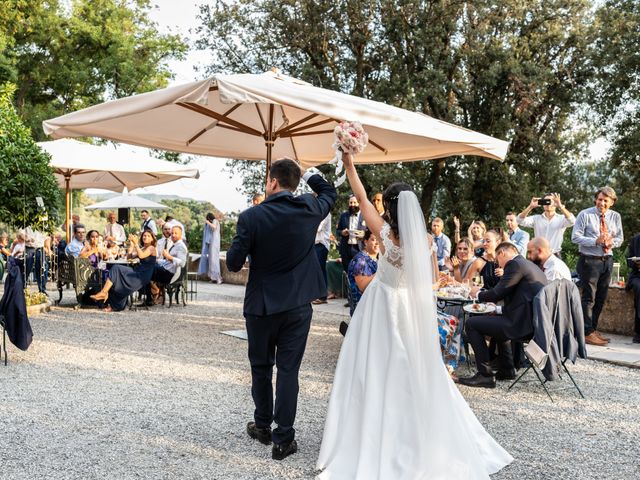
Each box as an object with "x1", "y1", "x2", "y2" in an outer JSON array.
[{"x1": 329, "y1": 121, "x2": 369, "y2": 186}]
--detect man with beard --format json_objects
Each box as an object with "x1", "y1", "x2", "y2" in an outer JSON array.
[
  {"x1": 526, "y1": 237, "x2": 571, "y2": 282},
  {"x1": 336, "y1": 195, "x2": 365, "y2": 273}
]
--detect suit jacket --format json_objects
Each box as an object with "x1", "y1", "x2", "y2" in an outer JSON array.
[
  {"x1": 627, "y1": 233, "x2": 640, "y2": 283},
  {"x1": 532, "y1": 279, "x2": 587, "y2": 381},
  {"x1": 226, "y1": 174, "x2": 337, "y2": 316},
  {"x1": 336, "y1": 211, "x2": 365, "y2": 257},
  {"x1": 478, "y1": 255, "x2": 548, "y2": 339},
  {"x1": 0, "y1": 258, "x2": 33, "y2": 351}
]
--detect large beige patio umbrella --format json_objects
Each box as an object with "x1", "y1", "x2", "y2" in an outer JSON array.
[
  {"x1": 38, "y1": 139, "x2": 200, "y2": 240},
  {"x1": 42, "y1": 69, "x2": 509, "y2": 175}
]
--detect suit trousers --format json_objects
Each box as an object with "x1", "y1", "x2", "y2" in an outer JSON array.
[
  {"x1": 245, "y1": 303, "x2": 312, "y2": 445},
  {"x1": 25, "y1": 247, "x2": 48, "y2": 293},
  {"x1": 629, "y1": 276, "x2": 640, "y2": 335},
  {"x1": 466, "y1": 314, "x2": 520, "y2": 376},
  {"x1": 340, "y1": 245, "x2": 359, "y2": 273},
  {"x1": 314, "y1": 244, "x2": 329, "y2": 299},
  {"x1": 576, "y1": 255, "x2": 613, "y2": 335}
]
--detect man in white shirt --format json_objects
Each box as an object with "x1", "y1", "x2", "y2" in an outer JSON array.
[
  {"x1": 140, "y1": 209, "x2": 157, "y2": 235},
  {"x1": 506, "y1": 212, "x2": 529, "y2": 257},
  {"x1": 517, "y1": 193, "x2": 575, "y2": 257},
  {"x1": 153, "y1": 224, "x2": 188, "y2": 284},
  {"x1": 104, "y1": 212, "x2": 126, "y2": 246},
  {"x1": 156, "y1": 223, "x2": 173, "y2": 259},
  {"x1": 24, "y1": 226, "x2": 50, "y2": 293},
  {"x1": 526, "y1": 237, "x2": 571, "y2": 282},
  {"x1": 312, "y1": 213, "x2": 332, "y2": 304}
]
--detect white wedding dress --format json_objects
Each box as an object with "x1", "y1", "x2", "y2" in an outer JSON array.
[{"x1": 317, "y1": 192, "x2": 512, "y2": 480}]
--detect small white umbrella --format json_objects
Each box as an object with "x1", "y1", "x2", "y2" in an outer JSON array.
[
  {"x1": 84, "y1": 188, "x2": 168, "y2": 210},
  {"x1": 43, "y1": 69, "x2": 509, "y2": 175}
]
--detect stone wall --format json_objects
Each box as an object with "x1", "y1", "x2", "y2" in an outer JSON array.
[{"x1": 599, "y1": 287, "x2": 635, "y2": 336}]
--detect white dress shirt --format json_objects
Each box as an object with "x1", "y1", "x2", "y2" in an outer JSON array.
[
  {"x1": 315, "y1": 213, "x2": 332, "y2": 250},
  {"x1": 104, "y1": 222, "x2": 126, "y2": 245},
  {"x1": 517, "y1": 212, "x2": 575, "y2": 253},
  {"x1": 542, "y1": 255, "x2": 572, "y2": 282}
]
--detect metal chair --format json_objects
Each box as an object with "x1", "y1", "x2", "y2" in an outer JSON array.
[{"x1": 164, "y1": 267, "x2": 187, "y2": 307}]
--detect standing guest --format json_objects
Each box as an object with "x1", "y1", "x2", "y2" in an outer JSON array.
[
  {"x1": 90, "y1": 231, "x2": 157, "y2": 312},
  {"x1": 505, "y1": 212, "x2": 529, "y2": 257},
  {"x1": 336, "y1": 194, "x2": 365, "y2": 273},
  {"x1": 431, "y1": 217, "x2": 451, "y2": 271},
  {"x1": 252, "y1": 193, "x2": 265, "y2": 206},
  {"x1": 198, "y1": 212, "x2": 223, "y2": 283},
  {"x1": 517, "y1": 193, "x2": 575, "y2": 257},
  {"x1": 25, "y1": 226, "x2": 51, "y2": 294},
  {"x1": 458, "y1": 219, "x2": 487, "y2": 254},
  {"x1": 626, "y1": 233, "x2": 640, "y2": 344},
  {"x1": 463, "y1": 230, "x2": 503, "y2": 288},
  {"x1": 347, "y1": 229, "x2": 379, "y2": 316},
  {"x1": 10, "y1": 230, "x2": 26, "y2": 260},
  {"x1": 371, "y1": 192, "x2": 384, "y2": 216},
  {"x1": 65, "y1": 224, "x2": 86, "y2": 258},
  {"x1": 526, "y1": 237, "x2": 572, "y2": 281},
  {"x1": 459, "y1": 242, "x2": 548, "y2": 388},
  {"x1": 156, "y1": 218, "x2": 165, "y2": 231},
  {"x1": 156, "y1": 223, "x2": 173, "y2": 256},
  {"x1": 226, "y1": 159, "x2": 336, "y2": 460},
  {"x1": 140, "y1": 209, "x2": 157, "y2": 235},
  {"x1": 445, "y1": 238, "x2": 477, "y2": 282},
  {"x1": 164, "y1": 215, "x2": 187, "y2": 242},
  {"x1": 572, "y1": 186, "x2": 623, "y2": 346},
  {"x1": 312, "y1": 212, "x2": 332, "y2": 304},
  {"x1": 104, "y1": 211, "x2": 126, "y2": 246},
  {"x1": 0, "y1": 232, "x2": 11, "y2": 260}
]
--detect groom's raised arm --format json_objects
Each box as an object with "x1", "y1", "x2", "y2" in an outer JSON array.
[
  {"x1": 226, "y1": 211, "x2": 251, "y2": 272},
  {"x1": 303, "y1": 171, "x2": 337, "y2": 218}
]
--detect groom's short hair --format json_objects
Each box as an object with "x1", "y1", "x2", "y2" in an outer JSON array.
[{"x1": 270, "y1": 158, "x2": 301, "y2": 191}]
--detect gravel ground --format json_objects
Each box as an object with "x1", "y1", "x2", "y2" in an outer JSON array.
[{"x1": 1, "y1": 283, "x2": 639, "y2": 479}]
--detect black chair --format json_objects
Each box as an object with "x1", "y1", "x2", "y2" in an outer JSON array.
[
  {"x1": 508, "y1": 279, "x2": 587, "y2": 401},
  {"x1": 164, "y1": 266, "x2": 187, "y2": 308}
]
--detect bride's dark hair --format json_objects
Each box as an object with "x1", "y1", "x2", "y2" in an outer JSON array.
[{"x1": 382, "y1": 182, "x2": 413, "y2": 239}]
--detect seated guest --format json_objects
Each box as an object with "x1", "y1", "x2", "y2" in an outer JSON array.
[
  {"x1": 163, "y1": 215, "x2": 187, "y2": 242},
  {"x1": 152, "y1": 223, "x2": 188, "y2": 287},
  {"x1": 431, "y1": 217, "x2": 451, "y2": 271},
  {"x1": 445, "y1": 237, "x2": 476, "y2": 282},
  {"x1": 80, "y1": 230, "x2": 106, "y2": 266},
  {"x1": 458, "y1": 242, "x2": 548, "y2": 388},
  {"x1": 506, "y1": 212, "x2": 529, "y2": 257},
  {"x1": 462, "y1": 230, "x2": 503, "y2": 288},
  {"x1": 0, "y1": 232, "x2": 11, "y2": 260},
  {"x1": 140, "y1": 209, "x2": 157, "y2": 235},
  {"x1": 89, "y1": 231, "x2": 157, "y2": 312},
  {"x1": 627, "y1": 233, "x2": 640, "y2": 344},
  {"x1": 64, "y1": 224, "x2": 86, "y2": 257},
  {"x1": 104, "y1": 211, "x2": 126, "y2": 246},
  {"x1": 526, "y1": 237, "x2": 571, "y2": 281},
  {"x1": 347, "y1": 230, "x2": 379, "y2": 316},
  {"x1": 156, "y1": 222, "x2": 173, "y2": 256}
]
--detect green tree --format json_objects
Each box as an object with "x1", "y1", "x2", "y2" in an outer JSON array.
[
  {"x1": 0, "y1": 0, "x2": 187, "y2": 140},
  {"x1": 196, "y1": 0, "x2": 596, "y2": 230},
  {"x1": 0, "y1": 83, "x2": 61, "y2": 230}
]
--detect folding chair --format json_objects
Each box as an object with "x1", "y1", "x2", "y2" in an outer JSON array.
[{"x1": 508, "y1": 280, "x2": 586, "y2": 401}]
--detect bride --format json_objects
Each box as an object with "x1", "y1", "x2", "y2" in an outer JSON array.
[{"x1": 316, "y1": 152, "x2": 513, "y2": 479}]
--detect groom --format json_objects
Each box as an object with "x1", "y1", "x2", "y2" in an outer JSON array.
[{"x1": 227, "y1": 158, "x2": 337, "y2": 460}]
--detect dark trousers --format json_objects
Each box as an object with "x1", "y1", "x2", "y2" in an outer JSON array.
[
  {"x1": 576, "y1": 255, "x2": 613, "y2": 335},
  {"x1": 26, "y1": 248, "x2": 48, "y2": 293},
  {"x1": 314, "y1": 244, "x2": 329, "y2": 300},
  {"x1": 340, "y1": 245, "x2": 359, "y2": 273},
  {"x1": 629, "y1": 276, "x2": 640, "y2": 335},
  {"x1": 152, "y1": 265, "x2": 173, "y2": 284},
  {"x1": 246, "y1": 304, "x2": 312, "y2": 445},
  {"x1": 467, "y1": 314, "x2": 523, "y2": 376}
]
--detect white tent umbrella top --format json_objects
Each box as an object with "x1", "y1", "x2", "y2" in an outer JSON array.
[
  {"x1": 84, "y1": 188, "x2": 168, "y2": 210},
  {"x1": 43, "y1": 69, "x2": 509, "y2": 168},
  {"x1": 38, "y1": 138, "x2": 200, "y2": 192}
]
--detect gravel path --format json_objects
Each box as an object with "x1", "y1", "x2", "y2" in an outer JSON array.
[{"x1": 1, "y1": 283, "x2": 638, "y2": 479}]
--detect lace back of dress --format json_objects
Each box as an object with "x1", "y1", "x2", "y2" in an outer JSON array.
[{"x1": 380, "y1": 223, "x2": 403, "y2": 268}]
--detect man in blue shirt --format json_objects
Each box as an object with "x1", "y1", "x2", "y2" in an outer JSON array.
[
  {"x1": 506, "y1": 212, "x2": 529, "y2": 257},
  {"x1": 572, "y1": 186, "x2": 624, "y2": 346},
  {"x1": 64, "y1": 224, "x2": 86, "y2": 258},
  {"x1": 431, "y1": 217, "x2": 451, "y2": 271}
]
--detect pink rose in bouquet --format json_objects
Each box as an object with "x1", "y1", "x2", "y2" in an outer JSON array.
[{"x1": 333, "y1": 121, "x2": 369, "y2": 155}]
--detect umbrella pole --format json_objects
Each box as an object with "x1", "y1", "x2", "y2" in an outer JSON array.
[
  {"x1": 264, "y1": 104, "x2": 275, "y2": 189},
  {"x1": 65, "y1": 174, "x2": 71, "y2": 243}
]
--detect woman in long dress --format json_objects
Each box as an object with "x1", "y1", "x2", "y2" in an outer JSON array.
[
  {"x1": 316, "y1": 152, "x2": 512, "y2": 479},
  {"x1": 90, "y1": 231, "x2": 157, "y2": 312},
  {"x1": 198, "y1": 212, "x2": 222, "y2": 283}
]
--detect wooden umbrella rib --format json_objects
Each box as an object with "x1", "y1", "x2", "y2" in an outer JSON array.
[
  {"x1": 369, "y1": 139, "x2": 388, "y2": 154},
  {"x1": 283, "y1": 118, "x2": 337, "y2": 136},
  {"x1": 283, "y1": 129, "x2": 334, "y2": 138},
  {"x1": 216, "y1": 124, "x2": 251, "y2": 134},
  {"x1": 280, "y1": 105, "x2": 299, "y2": 162},
  {"x1": 255, "y1": 104, "x2": 267, "y2": 132},
  {"x1": 208, "y1": 86, "x2": 219, "y2": 92},
  {"x1": 275, "y1": 113, "x2": 319, "y2": 136},
  {"x1": 110, "y1": 171, "x2": 127, "y2": 187},
  {"x1": 177, "y1": 102, "x2": 262, "y2": 137},
  {"x1": 186, "y1": 103, "x2": 243, "y2": 145}
]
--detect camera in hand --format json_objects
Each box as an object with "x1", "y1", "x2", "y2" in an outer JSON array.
[{"x1": 537, "y1": 198, "x2": 552, "y2": 206}]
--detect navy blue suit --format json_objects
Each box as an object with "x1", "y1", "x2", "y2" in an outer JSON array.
[
  {"x1": 336, "y1": 210, "x2": 365, "y2": 272},
  {"x1": 226, "y1": 173, "x2": 336, "y2": 445}
]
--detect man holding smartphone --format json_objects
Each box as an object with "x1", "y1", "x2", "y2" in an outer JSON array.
[{"x1": 517, "y1": 193, "x2": 575, "y2": 258}]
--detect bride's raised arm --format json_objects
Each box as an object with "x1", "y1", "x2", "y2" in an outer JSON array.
[{"x1": 342, "y1": 152, "x2": 384, "y2": 241}]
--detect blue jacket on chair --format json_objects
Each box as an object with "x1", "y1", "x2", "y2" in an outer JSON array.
[{"x1": 1, "y1": 257, "x2": 33, "y2": 351}]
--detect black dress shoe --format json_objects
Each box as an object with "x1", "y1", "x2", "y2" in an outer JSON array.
[
  {"x1": 272, "y1": 439, "x2": 297, "y2": 460},
  {"x1": 458, "y1": 373, "x2": 496, "y2": 389},
  {"x1": 247, "y1": 421, "x2": 272, "y2": 445},
  {"x1": 633, "y1": 334, "x2": 640, "y2": 344},
  {"x1": 495, "y1": 369, "x2": 517, "y2": 380}
]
